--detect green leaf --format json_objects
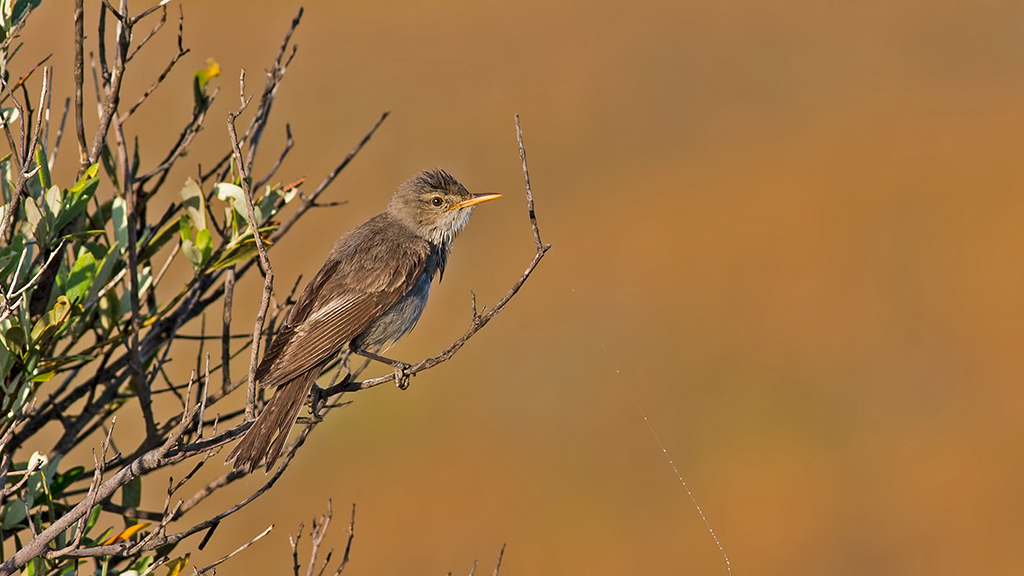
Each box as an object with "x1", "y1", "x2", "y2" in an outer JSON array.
[
  {"x1": 83, "y1": 242, "x2": 121, "y2": 307},
  {"x1": 0, "y1": 244, "x2": 18, "y2": 277},
  {"x1": 84, "y1": 504, "x2": 102, "y2": 535},
  {"x1": 63, "y1": 247, "x2": 97, "y2": 303},
  {"x1": 44, "y1": 185, "x2": 61, "y2": 219},
  {"x1": 165, "y1": 554, "x2": 190, "y2": 576},
  {"x1": 0, "y1": 335, "x2": 11, "y2": 381},
  {"x1": 180, "y1": 218, "x2": 201, "y2": 268},
  {"x1": 49, "y1": 466, "x2": 85, "y2": 498},
  {"x1": 0, "y1": 107, "x2": 19, "y2": 125},
  {"x1": 129, "y1": 555, "x2": 156, "y2": 572},
  {"x1": 23, "y1": 196, "x2": 48, "y2": 245},
  {"x1": 5, "y1": 325, "x2": 25, "y2": 352},
  {"x1": 111, "y1": 197, "x2": 129, "y2": 249},
  {"x1": 122, "y1": 475, "x2": 142, "y2": 511},
  {"x1": 118, "y1": 265, "x2": 152, "y2": 318},
  {"x1": 73, "y1": 164, "x2": 99, "y2": 192},
  {"x1": 30, "y1": 295, "x2": 72, "y2": 343},
  {"x1": 214, "y1": 182, "x2": 255, "y2": 225},
  {"x1": 8, "y1": 0, "x2": 43, "y2": 29},
  {"x1": 55, "y1": 164, "x2": 100, "y2": 231},
  {"x1": 195, "y1": 228, "x2": 212, "y2": 265},
  {"x1": 29, "y1": 371, "x2": 54, "y2": 382},
  {"x1": 1, "y1": 500, "x2": 27, "y2": 530},
  {"x1": 209, "y1": 229, "x2": 274, "y2": 270},
  {"x1": 35, "y1": 145, "x2": 50, "y2": 189},
  {"x1": 139, "y1": 216, "x2": 182, "y2": 262},
  {"x1": 132, "y1": 135, "x2": 141, "y2": 178},
  {"x1": 179, "y1": 177, "x2": 207, "y2": 231}
]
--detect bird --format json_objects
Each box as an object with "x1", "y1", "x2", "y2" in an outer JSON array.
[{"x1": 227, "y1": 169, "x2": 500, "y2": 473}]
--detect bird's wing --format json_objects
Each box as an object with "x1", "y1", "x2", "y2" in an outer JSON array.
[{"x1": 255, "y1": 230, "x2": 430, "y2": 389}]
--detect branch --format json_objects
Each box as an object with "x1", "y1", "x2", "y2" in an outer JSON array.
[
  {"x1": 88, "y1": 2, "x2": 130, "y2": 168},
  {"x1": 194, "y1": 524, "x2": 273, "y2": 575},
  {"x1": 123, "y1": 10, "x2": 188, "y2": 119},
  {"x1": 227, "y1": 70, "x2": 274, "y2": 422},
  {"x1": 243, "y1": 7, "x2": 302, "y2": 172},
  {"x1": 0, "y1": 66, "x2": 49, "y2": 244},
  {"x1": 272, "y1": 111, "x2": 388, "y2": 242},
  {"x1": 73, "y1": 0, "x2": 89, "y2": 175}
]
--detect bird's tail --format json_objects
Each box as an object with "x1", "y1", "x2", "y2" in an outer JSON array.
[{"x1": 227, "y1": 368, "x2": 319, "y2": 474}]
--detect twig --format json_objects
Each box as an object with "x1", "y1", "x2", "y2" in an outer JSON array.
[
  {"x1": 113, "y1": 33, "x2": 158, "y2": 440},
  {"x1": 221, "y1": 269, "x2": 235, "y2": 392},
  {"x1": 0, "y1": 458, "x2": 41, "y2": 499},
  {"x1": 305, "y1": 500, "x2": 332, "y2": 576},
  {"x1": 227, "y1": 70, "x2": 273, "y2": 422},
  {"x1": 48, "y1": 96, "x2": 70, "y2": 170},
  {"x1": 243, "y1": 8, "x2": 302, "y2": 171},
  {"x1": 123, "y1": 21, "x2": 188, "y2": 119},
  {"x1": 273, "y1": 111, "x2": 388, "y2": 242},
  {"x1": 492, "y1": 543, "x2": 505, "y2": 576},
  {"x1": 290, "y1": 524, "x2": 303, "y2": 576},
  {"x1": 127, "y1": 4, "x2": 167, "y2": 61},
  {"x1": 88, "y1": 1, "x2": 130, "y2": 167},
  {"x1": 0, "y1": 67, "x2": 49, "y2": 245},
  {"x1": 194, "y1": 524, "x2": 273, "y2": 575},
  {"x1": 197, "y1": 353, "x2": 210, "y2": 438},
  {"x1": 73, "y1": 0, "x2": 88, "y2": 175},
  {"x1": 253, "y1": 123, "x2": 292, "y2": 191},
  {"x1": 130, "y1": 0, "x2": 175, "y2": 26},
  {"x1": 332, "y1": 504, "x2": 356, "y2": 576}
]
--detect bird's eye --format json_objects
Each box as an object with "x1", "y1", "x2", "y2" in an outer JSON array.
[{"x1": 430, "y1": 196, "x2": 444, "y2": 207}]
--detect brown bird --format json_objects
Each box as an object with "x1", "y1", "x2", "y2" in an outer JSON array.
[{"x1": 228, "y1": 170, "x2": 500, "y2": 473}]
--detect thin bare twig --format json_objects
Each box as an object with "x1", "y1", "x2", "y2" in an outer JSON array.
[
  {"x1": 194, "y1": 524, "x2": 273, "y2": 575},
  {"x1": 243, "y1": 8, "x2": 302, "y2": 171},
  {"x1": 253, "y1": 123, "x2": 293, "y2": 191},
  {"x1": 227, "y1": 70, "x2": 273, "y2": 422},
  {"x1": 123, "y1": 12, "x2": 188, "y2": 119},
  {"x1": 306, "y1": 500, "x2": 332, "y2": 576},
  {"x1": 111, "y1": 12, "x2": 158, "y2": 438},
  {"x1": 333, "y1": 504, "x2": 356, "y2": 576},
  {"x1": 273, "y1": 111, "x2": 388, "y2": 242},
  {"x1": 0, "y1": 67, "x2": 50, "y2": 245},
  {"x1": 127, "y1": 4, "x2": 168, "y2": 61},
  {"x1": 48, "y1": 96, "x2": 70, "y2": 170},
  {"x1": 88, "y1": 1, "x2": 130, "y2": 168},
  {"x1": 493, "y1": 543, "x2": 506, "y2": 576},
  {"x1": 73, "y1": 0, "x2": 88, "y2": 175},
  {"x1": 222, "y1": 268, "x2": 236, "y2": 392}
]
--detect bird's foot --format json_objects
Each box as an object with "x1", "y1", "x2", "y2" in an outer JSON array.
[
  {"x1": 309, "y1": 385, "x2": 326, "y2": 421},
  {"x1": 393, "y1": 362, "x2": 412, "y2": 390}
]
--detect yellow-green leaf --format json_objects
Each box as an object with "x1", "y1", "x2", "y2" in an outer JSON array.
[
  {"x1": 165, "y1": 554, "x2": 190, "y2": 576},
  {"x1": 179, "y1": 178, "x2": 207, "y2": 231}
]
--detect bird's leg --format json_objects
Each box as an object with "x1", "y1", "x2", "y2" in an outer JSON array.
[
  {"x1": 309, "y1": 384, "x2": 326, "y2": 421},
  {"x1": 352, "y1": 347, "x2": 413, "y2": 390}
]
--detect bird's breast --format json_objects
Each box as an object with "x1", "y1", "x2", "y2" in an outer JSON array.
[{"x1": 353, "y1": 266, "x2": 433, "y2": 351}]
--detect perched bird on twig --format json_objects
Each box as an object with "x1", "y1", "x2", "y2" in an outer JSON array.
[{"x1": 228, "y1": 169, "x2": 500, "y2": 473}]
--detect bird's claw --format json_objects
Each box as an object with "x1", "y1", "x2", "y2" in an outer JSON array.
[
  {"x1": 394, "y1": 362, "x2": 412, "y2": 390},
  {"x1": 309, "y1": 385, "x2": 326, "y2": 421}
]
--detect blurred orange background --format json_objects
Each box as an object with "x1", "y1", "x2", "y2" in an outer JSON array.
[{"x1": 18, "y1": 0, "x2": 1024, "y2": 573}]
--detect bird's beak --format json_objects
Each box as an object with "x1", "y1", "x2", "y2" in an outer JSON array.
[{"x1": 450, "y1": 193, "x2": 501, "y2": 210}]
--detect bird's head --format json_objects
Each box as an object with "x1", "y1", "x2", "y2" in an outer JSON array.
[{"x1": 388, "y1": 169, "x2": 501, "y2": 246}]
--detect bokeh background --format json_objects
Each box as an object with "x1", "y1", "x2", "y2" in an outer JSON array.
[{"x1": 18, "y1": 0, "x2": 1024, "y2": 573}]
